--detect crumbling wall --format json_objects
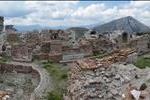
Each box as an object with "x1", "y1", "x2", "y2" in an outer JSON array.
[
  {"x1": 88, "y1": 37, "x2": 115, "y2": 54},
  {"x1": 0, "y1": 62, "x2": 51, "y2": 100},
  {"x1": 11, "y1": 43, "x2": 32, "y2": 62},
  {"x1": 36, "y1": 40, "x2": 63, "y2": 62},
  {"x1": 6, "y1": 33, "x2": 20, "y2": 43},
  {"x1": 65, "y1": 63, "x2": 150, "y2": 100},
  {"x1": 127, "y1": 35, "x2": 150, "y2": 55},
  {"x1": 0, "y1": 16, "x2": 4, "y2": 32},
  {"x1": 65, "y1": 48, "x2": 143, "y2": 100},
  {"x1": 41, "y1": 41, "x2": 51, "y2": 53}
]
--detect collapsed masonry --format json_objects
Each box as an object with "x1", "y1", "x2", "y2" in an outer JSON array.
[
  {"x1": 0, "y1": 16, "x2": 4, "y2": 32},
  {"x1": 33, "y1": 40, "x2": 62, "y2": 62},
  {"x1": 11, "y1": 43, "x2": 32, "y2": 62},
  {"x1": 65, "y1": 48, "x2": 150, "y2": 100},
  {"x1": 0, "y1": 62, "x2": 51, "y2": 100},
  {"x1": 0, "y1": 62, "x2": 40, "y2": 100}
]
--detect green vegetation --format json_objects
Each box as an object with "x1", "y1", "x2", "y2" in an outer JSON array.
[
  {"x1": 136, "y1": 32, "x2": 150, "y2": 36},
  {"x1": 0, "y1": 57, "x2": 7, "y2": 64},
  {"x1": 93, "y1": 51, "x2": 108, "y2": 59},
  {"x1": 42, "y1": 60, "x2": 68, "y2": 100},
  {"x1": 47, "y1": 90, "x2": 62, "y2": 100},
  {"x1": 134, "y1": 56, "x2": 150, "y2": 69}
]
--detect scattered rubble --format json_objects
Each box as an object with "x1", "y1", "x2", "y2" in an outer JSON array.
[
  {"x1": 65, "y1": 48, "x2": 150, "y2": 100},
  {"x1": 66, "y1": 63, "x2": 150, "y2": 100},
  {"x1": 76, "y1": 48, "x2": 137, "y2": 70},
  {"x1": 0, "y1": 90, "x2": 10, "y2": 100}
]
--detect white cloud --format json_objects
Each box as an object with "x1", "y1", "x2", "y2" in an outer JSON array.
[
  {"x1": 129, "y1": 1, "x2": 150, "y2": 8},
  {"x1": 72, "y1": 3, "x2": 106, "y2": 19},
  {"x1": 0, "y1": 1, "x2": 33, "y2": 17},
  {"x1": 3, "y1": 1, "x2": 150, "y2": 27},
  {"x1": 71, "y1": 1, "x2": 150, "y2": 26}
]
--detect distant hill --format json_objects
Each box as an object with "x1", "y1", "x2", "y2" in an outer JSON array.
[
  {"x1": 93, "y1": 16, "x2": 150, "y2": 33},
  {"x1": 14, "y1": 25, "x2": 67, "y2": 32},
  {"x1": 82, "y1": 23, "x2": 100, "y2": 29},
  {"x1": 66, "y1": 27, "x2": 89, "y2": 39}
]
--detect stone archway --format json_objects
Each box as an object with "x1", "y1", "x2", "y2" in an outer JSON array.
[
  {"x1": 2, "y1": 44, "x2": 6, "y2": 51},
  {"x1": 90, "y1": 30, "x2": 96, "y2": 35},
  {"x1": 122, "y1": 32, "x2": 128, "y2": 43}
]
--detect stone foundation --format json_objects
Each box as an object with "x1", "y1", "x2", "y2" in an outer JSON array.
[
  {"x1": 66, "y1": 64, "x2": 150, "y2": 100},
  {"x1": 0, "y1": 62, "x2": 51, "y2": 100}
]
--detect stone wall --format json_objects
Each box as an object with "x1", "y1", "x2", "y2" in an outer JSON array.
[
  {"x1": 127, "y1": 35, "x2": 150, "y2": 55},
  {"x1": 41, "y1": 40, "x2": 62, "y2": 54},
  {"x1": 0, "y1": 16, "x2": 4, "y2": 32},
  {"x1": 33, "y1": 53, "x2": 49, "y2": 60},
  {"x1": 11, "y1": 43, "x2": 32, "y2": 62},
  {"x1": 33, "y1": 53, "x2": 62, "y2": 63},
  {"x1": 65, "y1": 48, "x2": 141, "y2": 100},
  {"x1": 6, "y1": 33, "x2": 20, "y2": 43},
  {"x1": 86, "y1": 37, "x2": 115, "y2": 54},
  {"x1": 0, "y1": 62, "x2": 51, "y2": 100},
  {"x1": 65, "y1": 64, "x2": 150, "y2": 100},
  {"x1": 49, "y1": 53, "x2": 62, "y2": 63},
  {"x1": 0, "y1": 63, "x2": 30, "y2": 73}
]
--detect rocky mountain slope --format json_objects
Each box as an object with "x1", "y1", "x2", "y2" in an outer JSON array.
[{"x1": 93, "y1": 16, "x2": 150, "y2": 33}]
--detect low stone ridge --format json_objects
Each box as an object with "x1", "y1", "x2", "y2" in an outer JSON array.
[{"x1": 66, "y1": 64, "x2": 150, "y2": 100}]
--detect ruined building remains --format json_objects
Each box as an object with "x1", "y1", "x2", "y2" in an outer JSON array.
[
  {"x1": 65, "y1": 48, "x2": 150, "y2": 100},
  {"x1": 33, "y1": 40, "x2": 62, "y2": 62},
  {"x1": 11, "y1": 43, "x2": 32, "y2": 62},
  {"x1": 5, "y1": 25, "x2": 17, "y2": 33},
  {"x1": 127, "y1": 34, "x2": 150, "y2": 55},
  {"x1": 0, "y1": 16, "x2": 4, "y2": 32}
]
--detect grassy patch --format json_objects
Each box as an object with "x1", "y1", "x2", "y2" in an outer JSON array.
[
  {"x1": 0, "y1": 57, "x2": 7, "y2": 64},
  {"x1": 42, "y1": 60, "x2": 68, "y2": 100},
  {"x1": 134, "y1": 56, "x2": 150, "y2": 69},
  {"x1": 47, "y1": 90, "x2": 62, "y2": 100},
  {"x1": 93, "y1": 51, "x2": 108, "y2": 59}
]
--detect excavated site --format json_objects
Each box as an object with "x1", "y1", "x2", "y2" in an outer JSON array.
[
  {"x1": 0, "y1": 63, "x2": 40, "y2": 100},
  {"x1": 0, "y1": 72, "x2": 39, "y2": 100},
  {"x1": 0, "y1": 15, "x2": 150, "y2": 100},
  {"x1": 0, "y1": 62, "x2": 51, "y2": 100},
  {"x1": 65, "y1": 48, "x2": 150, "y2": 100}
]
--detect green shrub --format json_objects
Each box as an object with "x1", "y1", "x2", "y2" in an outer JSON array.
[
  {"x1": 47, "y1": 90, "x2": 62, "y2": 100},
  {"x1": 0, "y1": 57, "x2": 7, "y2": 64},
  {"x1": 43, "y1": 61, "x2": 68, "y2": 100},
  {"x1": 134, "y1": 57, "x2": 150, "y2": 69},
  {"x1": 60, "y1": 73, "x2": 68, "y2": 80}
]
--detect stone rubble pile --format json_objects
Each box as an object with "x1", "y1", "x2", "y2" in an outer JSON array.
[
  {"x1": 76, "y1": 48, "x2": 136, "y2": 70},
  {"x1": 66, "y1": 64, "x2": 150, "y2": 100}
]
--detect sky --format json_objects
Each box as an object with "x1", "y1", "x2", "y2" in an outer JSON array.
[{"x1": 0, "y1": 1, "x2": 150, "y2": 27}]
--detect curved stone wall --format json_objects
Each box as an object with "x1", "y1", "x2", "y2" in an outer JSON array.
[
  {"x1": 30, "y1": 63, "x2": 52, "y2": 100},
  {"x1": 0, "y1": 62, "x2": 51, "y2": 100}
]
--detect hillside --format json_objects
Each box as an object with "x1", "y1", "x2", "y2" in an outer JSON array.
[{"x1": 93, "y1": 16, "x2": 150, "y2": 33}]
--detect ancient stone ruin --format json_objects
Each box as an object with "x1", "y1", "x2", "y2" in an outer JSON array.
[
  {"x1": 11, "y1": 43, "x2": 32, "y2": 62},
  {"x1": 65, "y1": 48, "x2": 150, "y2": 100},
  {"x1": 0, "y1": 62, "x2": 51, "y2": 100},
  {"x1": 0, "y1": 16, "x2": 4, "y2": 32}
]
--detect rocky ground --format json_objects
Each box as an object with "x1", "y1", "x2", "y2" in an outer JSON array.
[
  {"x1": 66, "y1": 64, "x2": 150, "y2": 100},
  {"x1": 0, "y1": 72, "x2": 39, "y2": 100},
  {"x1": 0, "y1": 62, "x2": 52, "y2": 100}
]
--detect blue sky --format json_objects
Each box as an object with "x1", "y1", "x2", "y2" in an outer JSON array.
[{"x1": 0, "y1": 1, "x2": 149, "y2": 27}]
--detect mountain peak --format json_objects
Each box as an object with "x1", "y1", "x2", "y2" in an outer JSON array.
[
  {"x1": 125, "y1": 16, "x2": 133, "y2": 19},
  {"x1": 93, "y1": 16, "x2": 150, "y2": 33}
]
